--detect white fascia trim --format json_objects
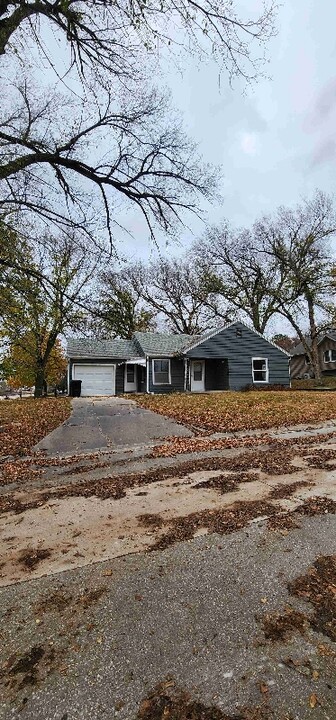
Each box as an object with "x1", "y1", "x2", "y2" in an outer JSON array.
[
  {"x1": 146, "y1": 356, "x2": 149, "y2": 393},
  {"x1": 184, "y1": 320, "x2": 291, "y2": 357}
]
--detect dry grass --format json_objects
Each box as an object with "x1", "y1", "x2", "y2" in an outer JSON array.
[
  {"x1": 133, "y1": 391, "x2": 336, "y2": 433},
  {"x1": 0, "y1": 398, "x2": 71, "y2": 457}
]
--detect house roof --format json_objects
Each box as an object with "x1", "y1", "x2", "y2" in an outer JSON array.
[
  {"x1": 185, "y1": 320, "x2": 291, "y2": 357},
  {"x1": 67, "y1": 321, "x2": 291, "y2": 361},
  {"x1": 290, "y1": 330, "x2": 336, "y2": 357},
  {"x1": 134, "y1": 331, "x2": 200, "y2": 356},
  {"x1": 67, "y1": 337, "x2": 142, "y2": 360}
]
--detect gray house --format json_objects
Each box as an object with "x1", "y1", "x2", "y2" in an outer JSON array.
[
  {"x1": 290, "y1": 330, "x2": 336, "y2": 379},
  {"x1": 66, "y1": 321, "x2": 290, "y2": 397}
]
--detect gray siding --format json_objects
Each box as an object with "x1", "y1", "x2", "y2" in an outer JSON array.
[
  {"x1": 186, "y1": 322, "x2": 289, "y2": 390},
  {"x1": 291, "y1": 337, "x2": 336, "y2": 379},
  {"x1": 149, "y1": 357, "x2": 184, "y2": 393}
]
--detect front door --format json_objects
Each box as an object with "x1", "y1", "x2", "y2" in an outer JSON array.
[
  {"x1": 190, "y1": 360, "x2": 205, "y2": 392},
  {"x1": 124, "y1": 364, "x2": 137, "y2": 392}
]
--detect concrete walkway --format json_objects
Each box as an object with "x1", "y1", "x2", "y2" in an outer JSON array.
[{"x1": 35, "y1": 397, "x2": 192, "y2": 454}]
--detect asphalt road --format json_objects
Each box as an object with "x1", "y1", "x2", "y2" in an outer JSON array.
[
  {"x1": 34, "y1": 397, "x2": 192, "y2": 454},
  {"x1": 1, "y1": 514, "x2": 335, "y2": 720}
]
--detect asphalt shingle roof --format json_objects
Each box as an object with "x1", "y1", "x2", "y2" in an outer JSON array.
[
  {"x1": 290, "y1": 330, "x2": 336, "y2": 356},
  {"x1": 67, "y1": 338, "x2": 142, "y2": 360},
  {"x1": 134, "y1": 332, "x2": 200, "y2": 356}
]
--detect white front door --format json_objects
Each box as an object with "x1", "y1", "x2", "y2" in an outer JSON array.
[
  {"x1": 190, "y1": 360, "x2": 205, "y2": 392},
  {"x1": 124, "y1": 363, "x2": 137, "y2": 392}
]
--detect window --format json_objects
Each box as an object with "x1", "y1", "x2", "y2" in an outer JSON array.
[
  {"x1": 152, "y1": 359, "x2": 171, "y2": 385},
  {"x1": 126, "y1": 365, "x2": 135, "y2": 383},
  {"x1": 304, "y1": 354, "x2": 310, "y2": 365},
  {"x1": 193, "y1": 361, "x2": 203, "y2": 381},
  {"x1": 252, "y1": 357, "x2": 268, "y2": 383},
  {"x1": 323, "y1": 349, "x2": 336, "y2": 363}
]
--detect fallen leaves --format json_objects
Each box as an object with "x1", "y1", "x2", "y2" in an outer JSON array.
[
  {"x1": 0, "y1": 398, "x2": 71, "y2": 457},
  {"x1": 261, "y1": 607, "x2": 308, "y2": 642},
  {"x1": 289, "y1": 555, "x2": 336, "y2": 641},
  {"x1": 137, "y1": 680, "x2": 272, "y2": 720},
  {"x1": 260, "y1": 555, "x2": 336, "y2": 645},
  {"x1": 133, "y1": 391, "x2": 336, "y2": 436},
  {"x1": 151, "y1": 501, "x2": 276, "y2": 552},
  {"x1": 309, "y1": 693, "x2": 318, "y2": 709}
]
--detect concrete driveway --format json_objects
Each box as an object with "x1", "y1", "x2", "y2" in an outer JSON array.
[{"x1": 35, "y1": 397, "x2": 192, "y2": 454}]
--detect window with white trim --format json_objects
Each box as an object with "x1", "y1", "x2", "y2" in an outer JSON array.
[
  {"x1": 323, "y1": 349, "x2": 336, "y2": 363},
  {"x1": 252, "y1": 357, "x2": 268, "y2": 383},
  {"x1": 152, "y1": 359, "x2": 171, "y2": 385}
]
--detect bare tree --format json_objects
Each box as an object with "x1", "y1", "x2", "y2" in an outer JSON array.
[
  {"x1": 195, "y1": 223, "x2": 284, "y2": 334},
  {"x1": 256, "y1": 190, "x2": 336, "y2": 382},
  {"x1": 0, "y1": 1, "x2": 278, "y2": 84},
  {"x1": 87, "y1": 271, "x2": 157, "y2": 339},
  {"x1": 0, "y1": 83, "x2": 217, "y2": 248},
  {"x1": 125, "y1": 256, "x2": 229, "y2": 334}
]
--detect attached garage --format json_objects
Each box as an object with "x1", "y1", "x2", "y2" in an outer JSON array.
[{"x1": 72, "y1": 364, "x2": 116, "y2": 397}]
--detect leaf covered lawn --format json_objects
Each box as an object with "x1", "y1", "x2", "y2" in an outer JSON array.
[
  {"x1": 132, "y1": 391, "x2": 336, "y2": 433},
  {"x1": 0, "y1": 398, "x2": 71, "y2": 457}
]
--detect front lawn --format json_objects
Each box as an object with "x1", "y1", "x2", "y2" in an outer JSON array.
[
  {"x1": 0, "y1": 398, "x2": 71, "y2": 457},
  {"x1": 133, "y1": 391, "x2": 336, "y2": 433}
]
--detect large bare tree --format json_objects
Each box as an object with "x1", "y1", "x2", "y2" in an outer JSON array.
[
  {"x1": 0, "y1": 0, "x2": 279, "y2": 255},
  {"x1": 256, "y1": 190, "x2": 336, "y2": 382},
  {"x1": 0, "y1": 1, "x2": 278, "y2": 83},
  {"x1": 124, "y1": 256, "x2": 229, "y2": 334},
  {"x1": 194, "y1": 223, "x2": 284, "y2": 334}
]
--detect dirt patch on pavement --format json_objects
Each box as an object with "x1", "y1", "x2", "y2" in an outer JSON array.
[
  {"x1": 137, "y1": 514, "x2": 164, "y2": 529},
  {"x1": 289, "y1": 555, "x2": 336, "y2": 641},
  {"x1": 59, "y1": 461, "x2": 110, "y2": 476},
  {"x1": 18, "y1": 548, "x2": 52, "y2": 571},
  {"x1": 137, "y1": 680, "x2": 271, "y2": 720},
  {"x1": 35, "y1": 585, "x2": 107, "y2": 615}
]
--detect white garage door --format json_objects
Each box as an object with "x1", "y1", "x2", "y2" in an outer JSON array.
[{"x1": 72, "y1": 364, "x2": 115, "y2": 396}]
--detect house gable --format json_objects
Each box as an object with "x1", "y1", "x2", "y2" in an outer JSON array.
[{"x1": 185, "y1": 321, "x2": 289, "y2": 389}]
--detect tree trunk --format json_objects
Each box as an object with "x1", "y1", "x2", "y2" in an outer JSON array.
[
  {"x1": 307, "y1": 296, "x2": 321, "y2": 384},
  {"x1": 34, "y1": 365, "x2": 46, "y2": 398}
]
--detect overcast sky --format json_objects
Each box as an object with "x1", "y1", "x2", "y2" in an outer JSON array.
[{"x1": 117, "y1": 0, "x2": 336, "y2": 268}]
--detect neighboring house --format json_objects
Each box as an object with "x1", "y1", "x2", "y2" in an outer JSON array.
[
  {"x1": 66, "y1": 321, "x2": 290, "y2": 397},
  {"x1": 290, "y1": 330, "x2": 336, "y2": 379}
]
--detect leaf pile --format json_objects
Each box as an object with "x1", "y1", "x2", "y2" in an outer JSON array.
[
  {"x1": 151, "y1": 430, "x2": 336, "y2": 459},
  {"x1": 138, "y1": 680, "x2": 271, "y2": 720},
  {"x1": 151, "y1": 501, "x2": 276, "y2": 551},
  {"x1": 0, "y1": 398, "x2": 71, "y2": 457},
  {"x1": 289, "y1": 555, "x2": 336, "y2": 641},
  {"x1": 133, "y1": 391, "x2": 336, "y2": 435},
  {"x1": 261, "y1": 607, "x2": 308, "y2": 642}
]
